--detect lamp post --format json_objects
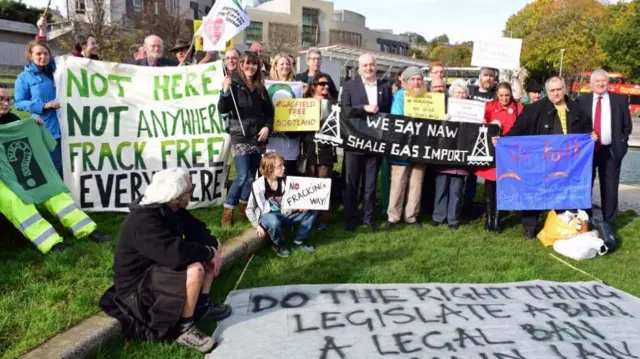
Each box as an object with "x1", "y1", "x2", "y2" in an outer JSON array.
[{"x1": 559, "y1": 48, "x2": 566, "y2": 76}]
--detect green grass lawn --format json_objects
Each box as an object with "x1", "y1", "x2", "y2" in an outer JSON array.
[
  {"x1": 94, "y1": 207, "x2": 640, "y2": 359},
  {"x1": 0, "y1": 209, "x2": 250, "y2": 359}
]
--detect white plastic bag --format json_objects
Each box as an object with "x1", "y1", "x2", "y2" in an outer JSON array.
[{"x1": 553, "y1": 231, "x2": 608, "y2": 261}]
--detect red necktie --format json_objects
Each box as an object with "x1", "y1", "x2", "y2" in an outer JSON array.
[{"x1": 595, "y1": 96, "x2": 602, "y2": 150}]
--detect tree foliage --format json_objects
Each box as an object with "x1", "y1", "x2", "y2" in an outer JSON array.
[
  {"x1": 430, "y1": 45, "x2": 472, "y2": 66},
  {"x1": 401, "y1": 32, "x2": 427, "y2": 45},
  {"x1": 597, "y1": 0, "x2": 640, "y2": 81},
  {"x1": 409, "y1": 47, "x2": 428, "y2": 60},
  {"x1": 0, "y1": 0, "x2": 52, "y2": 25},
  {"x1": 504, "y1": 0, "x2": 608, "y2": 82}
]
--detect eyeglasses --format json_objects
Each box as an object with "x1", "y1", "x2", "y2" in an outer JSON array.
[
  {"x1": 316, "y1": 82, "x2": 330, "y2": 87},
  {"x1": 0, "y1": 97, "x2": 14, "y2": 104},
  {"x1": 308, "y1": 57, "x2": 321, "y2": 62}
]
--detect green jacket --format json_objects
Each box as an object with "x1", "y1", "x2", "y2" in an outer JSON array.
[{"x1": 0, "y1": 119, "x2": 69, "y2": 203}]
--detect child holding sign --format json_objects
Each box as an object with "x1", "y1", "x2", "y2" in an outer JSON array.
[{"x1": 246, "y1": 153, "x2": 318, "y2": 257}]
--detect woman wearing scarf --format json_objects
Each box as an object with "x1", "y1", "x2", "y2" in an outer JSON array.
[{"x1": 15, "y1": 40, "x2": 63, "y2": 177}]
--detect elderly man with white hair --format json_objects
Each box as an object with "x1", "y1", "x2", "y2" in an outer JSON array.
[
  {"x1": 99, "y1": 168, "x2": 230, "y2": 353},
  {"x1": 132, "y1": 34, "x2": 177, "y2": 67},
  {"x1": 576, "y1": 69, "x2": 633, "y2": 227},
  {"x1": 340, "y1": 53, "x2": 392, "y2": 231}
]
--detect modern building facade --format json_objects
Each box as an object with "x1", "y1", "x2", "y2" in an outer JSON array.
[{"x1": 240, "y1": 0, "x2": 410, "y2": 55}]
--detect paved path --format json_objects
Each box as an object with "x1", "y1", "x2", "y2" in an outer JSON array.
[{"x1": 592, "y1": 181, "x2": 640, "y2": 214}]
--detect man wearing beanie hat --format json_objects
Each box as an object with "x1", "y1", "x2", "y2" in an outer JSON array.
[
  {"x1": 99, "y1": 167, "x2": 231, "y2": 353},
  {"x1": 382, "y1": 66, "x2": 427, "y2": 229},
  {"x1": 525, "y1": 82, "x2": 543, "y2": 104}
]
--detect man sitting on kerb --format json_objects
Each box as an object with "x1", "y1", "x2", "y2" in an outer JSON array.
[{"x1": 99, "y1": 168, "x2": 231, "y2": 353}]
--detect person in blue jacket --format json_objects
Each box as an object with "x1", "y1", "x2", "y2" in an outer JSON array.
[{"x1": 14, "y1": 40, "x2": 63, "y2": 177}]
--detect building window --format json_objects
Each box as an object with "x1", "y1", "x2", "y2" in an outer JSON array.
[
  {"x1": 246, "y1": 22, "x2": 263, "y2": 42},
  {"x1": 302, "y1": 7, "x2": 319, "y2": 47},
  {"x1": 330, "y1": 29, "x2": 362, "y2": 47},
  {"x1": 75, "y1": 0, "x2": 86, "y2": 13}
]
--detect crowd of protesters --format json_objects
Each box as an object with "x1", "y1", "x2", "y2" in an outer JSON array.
[{"x1": 0, "y1": 15, "x2": 632, "y2": 353}]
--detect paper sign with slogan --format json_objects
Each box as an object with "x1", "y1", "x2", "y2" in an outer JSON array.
[
  {"x1": 472, "y1": 37, "x2": 523, "y2": 70},
  {"x1": 404, "y1": 92, "x2": 446, "y2": 120},
  {"x1": 274, "y1": 99, "x2": 321, "y2": 132},
  {"x1": 208, "y1": 280, "x2": 640, "y2": 359},
  {"x1": 281, "y1": 176, "x2": 331, "y2": 210},
  {"x1": 448, "y1": 98, "x2": 486, "y2": 123}
]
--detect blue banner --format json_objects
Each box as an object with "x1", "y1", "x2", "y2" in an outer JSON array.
[{"x1": 496, "y1": 134, "x2": 594, "y2": 210}]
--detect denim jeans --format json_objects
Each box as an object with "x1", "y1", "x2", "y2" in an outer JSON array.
[
  {"x1": 259, "y1": 211, "x2": 318, "y2": 246},
  {"x1": 433, "y1": 174, "x2": 464, "y2": 226},
  {"x1": 224, "y1": 153, "x2": 261, "y2": 208},
  {"x1": 51, "y1": 139, "x2": 63, "y2": 179}
]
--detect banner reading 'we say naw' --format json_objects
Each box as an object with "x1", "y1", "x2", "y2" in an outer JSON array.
[{"x1": 55, "y1": 56, "x2": 231, "y2": 212}]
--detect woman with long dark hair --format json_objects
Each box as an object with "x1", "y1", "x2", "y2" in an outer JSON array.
[
  {"x1": 73, "y1": 34, "x2": 100, "y2": 60},
  {"x1": 301, "y1": 73, "x2": 337, "y2": 230},
  {"x1": 219, "y1": 52, "x2": 273, "y2": 227},
  {"x1": 476, "y1": 82, "x2": 523, "y2": 233}
]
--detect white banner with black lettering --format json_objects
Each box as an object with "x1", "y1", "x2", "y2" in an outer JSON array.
[
  {"x1": 208, "y1": 281, "x2": 640, "y2": 358},
  {"x1": 55, "y1": 56, "x2": 231, "y2": 212}
]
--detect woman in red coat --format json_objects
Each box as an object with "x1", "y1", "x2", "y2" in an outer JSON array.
[{"x1": 476, "y1": 82, "x2": 523, "y2": 233}]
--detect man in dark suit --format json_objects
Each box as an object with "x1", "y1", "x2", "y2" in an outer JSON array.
[
  {"x1": 506, "y1": 76, "x2": 596, "y2": 239},
  {"x1": 294, "y1": 48, "x2": 339, "y2": 100},
  {"x1": 576, "y1": 69, "x2": 633, "y2": 226},
  {"x1": 341, "y1": 53, "x2": 392, "y2": 231},
  {"x1": 132, "y1": 35, "x2": 177, "y2": 67}
]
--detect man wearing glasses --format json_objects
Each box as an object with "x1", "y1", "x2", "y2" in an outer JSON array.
[{"x1": 294, "y1": 47, "x2": 339, "y2": 100}]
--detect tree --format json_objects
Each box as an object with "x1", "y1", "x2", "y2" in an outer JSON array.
[
  {"x1": 0, "y1": 0, "x2": 52, "y2": 25},
  {"x1": 265, "y1": 22, "x2": 299, "y2": 55},
  {"x1": 598, "y1": 0, "x2": 640, "y2": 81},
  {"x1": 430, "y1": 44, "x2": 471, "y2": 66},
  {"x1": 140, "y1": 6, "x2": 191, "y2": 51},
  {"x1": 504, "y1": 0, "x2": 607, "y2": 82},
  {"x1": 57, "y1": 0, "x2": 142, "y2": 62},
  {"x1": 401, "y1": 32, "x2": 427, "y2": 45},
  {"x1": 409, "y1": 47, "x2": 427, "y2": 60},
  {"x1": 427, "y1": 33, "x2": 449, "y2": 49}
]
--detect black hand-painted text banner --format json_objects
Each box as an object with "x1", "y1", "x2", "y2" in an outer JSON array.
[{"x1": 338, "y1": 107, "x2": 501, "y2": 166}]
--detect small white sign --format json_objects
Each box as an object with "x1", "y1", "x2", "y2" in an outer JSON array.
[
  {"x1": 282, "y1": 176, "x2": 331, "y2": 211},
  {"x1": 448, "y1": 98, "x2": 486, "y2": 123},
  {"x1": 472, "y1": 37, "x2": 523, "y2": 70}
]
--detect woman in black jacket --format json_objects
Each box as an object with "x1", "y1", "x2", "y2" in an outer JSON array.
[{"x1": 219, "y1": 52, "x2": 274, "y2": 227}]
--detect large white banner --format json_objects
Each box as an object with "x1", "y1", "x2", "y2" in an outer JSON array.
[
  {"x1": 209, "y1": 281, "x2": 640, "y2": 358},
  {"x1": 55, "y1": 56, "x2": 230, "y2": 212}
]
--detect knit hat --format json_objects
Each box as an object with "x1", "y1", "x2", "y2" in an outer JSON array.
[
  {"x1": 526, "y1": 82, "x2": 543, "y2": 93},
  {"x1": 402, "y1": 66, "x2": 423, "y2": 82}
]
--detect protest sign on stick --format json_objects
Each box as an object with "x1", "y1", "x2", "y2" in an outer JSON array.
[
  {"x1": 472, "y1": 37, "x2": 523, "y2": 70},
  {"x1": 282, "y1": 176, "x2": 331, "y2": 211},
  {"x1": 274, "y1": 99, "x2": 320, "y2": 132},
  {"x1": 197, "y1": 0, "x2": 250, "y2": 51},
  {"x1": 55, "y1": 56, "x2": 231, "y2": 212}
]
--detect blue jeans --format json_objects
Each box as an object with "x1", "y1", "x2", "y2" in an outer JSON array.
[
  {"x1": 433, "y1": 174, "x2": 464, "y2": 226},
  {"x1": 225, "y1": 153, "x2": 261, "y2": 208},
  {"x1": 51, "y1": 139, "x2": 63, "y2": 179},
  {"x1": 259, "y1": 211, "x2": 318, "y2": 246}
]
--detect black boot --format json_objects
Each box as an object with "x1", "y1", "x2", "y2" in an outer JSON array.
[
  {"x1": 493, "y1": 210, "x2": 502, "y2": 233},
  {"x1": 484, "y1": 197, "x2": 494, "y2": 232},
  {"x1": 89, "y1": 230, "x2": 113, "y2": 242}
]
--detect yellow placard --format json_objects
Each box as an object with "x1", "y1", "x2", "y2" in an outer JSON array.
[
  {"x1": 404, "y1": 92, "x2": 446, "y2": 120},
  {"x1": 274, "y1": 99, "x2": 321, "y2": 132},
  {"x1": 194, "y1": 20, "x2": 203, "y2": 51},
  {"x1": 194, "y1": 20, "x2": 234, "y2": 52}
]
